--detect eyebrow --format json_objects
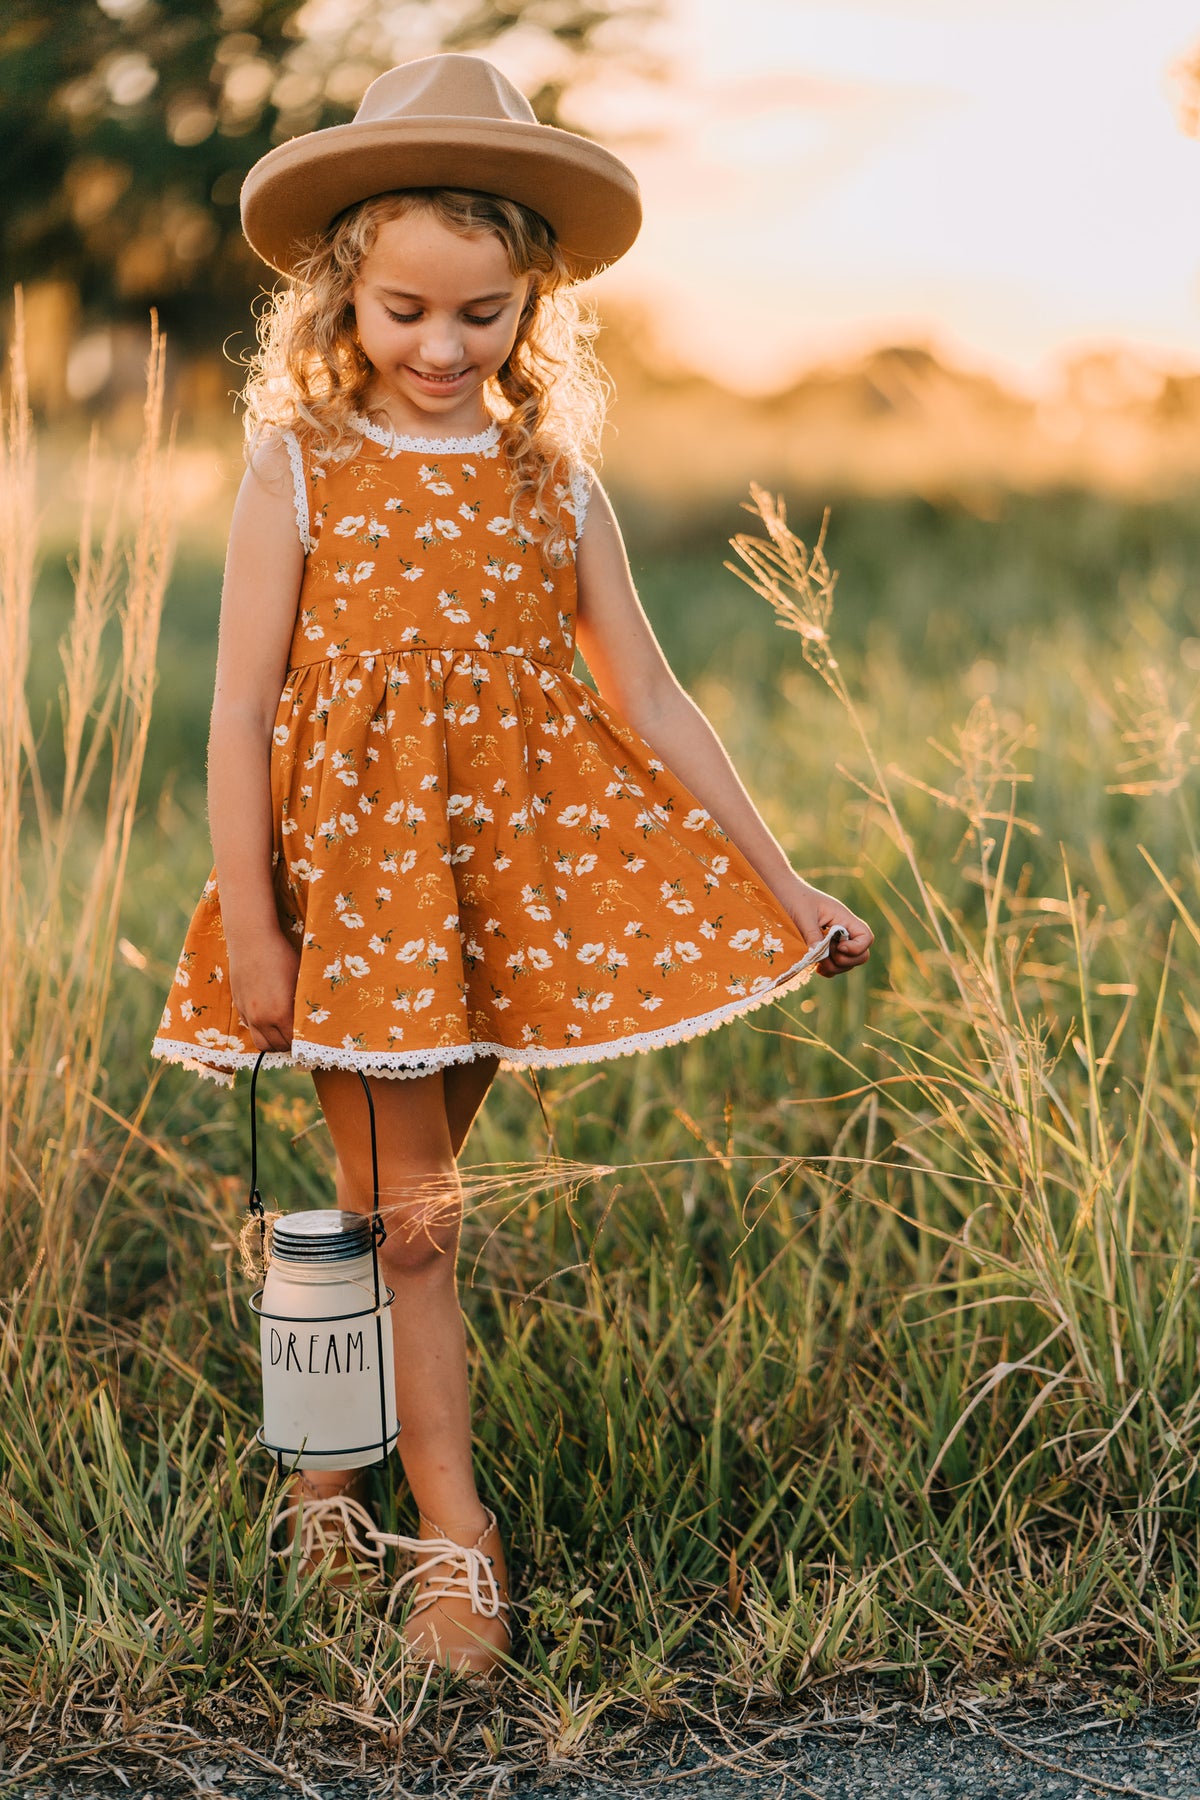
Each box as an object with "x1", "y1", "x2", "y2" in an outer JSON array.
[{"x1": 377, "y1": 287, "x2": 514, "y2": 304}]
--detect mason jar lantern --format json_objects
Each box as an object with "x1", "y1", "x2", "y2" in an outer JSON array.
[{"x1": 245, "y1": 1052, "x2": 400, "y2": 1471}]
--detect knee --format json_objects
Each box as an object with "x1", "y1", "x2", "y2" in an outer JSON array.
[{"x1": 372, "y1": 1168, "x2": 462, "y2": 1280}]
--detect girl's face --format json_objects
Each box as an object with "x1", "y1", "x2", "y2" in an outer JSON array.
[{"x1": 351, "y1": 211, "x2": 532, "y2": 434}]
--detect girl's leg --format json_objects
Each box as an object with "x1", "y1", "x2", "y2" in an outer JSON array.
[
  {"x1": 442, "y1": 1052, "x2": 500, "y2": 1158},
  {"x1": 310, "y1": 1061, "x2": 495, "y2": 1542}
]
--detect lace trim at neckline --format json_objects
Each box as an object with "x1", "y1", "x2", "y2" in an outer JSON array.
[{"x1": 350, "y1": 412, "x2": 501, "y2": 455}]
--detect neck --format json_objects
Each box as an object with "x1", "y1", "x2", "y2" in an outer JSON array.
[{"x1": 362, "y1": 384, "x2": 493, "y2": 442}]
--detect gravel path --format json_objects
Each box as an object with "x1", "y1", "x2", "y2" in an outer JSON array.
[{"x1": 9, "y1": 1709, "x2": 1200, "y2": 1799}]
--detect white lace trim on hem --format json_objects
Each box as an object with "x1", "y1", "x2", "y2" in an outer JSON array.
[
  {"x1": 281, "y1": 430, "x2": 312, "y2": 554},
  {"x1": 349, "y1": 411, "x2": 501, "y2": 457},
  {"x1": 151, "y1": 949, "x2": 820, "y2": 1084}
]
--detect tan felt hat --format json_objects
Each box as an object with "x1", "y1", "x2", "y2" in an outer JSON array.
[{"x1": 240, "y1": 53, "x2": 642, "y2": 281}]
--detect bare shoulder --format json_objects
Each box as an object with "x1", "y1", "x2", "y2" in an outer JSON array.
[{"x1": 239, "y1": 428, "x2": 297, "y2": 509}]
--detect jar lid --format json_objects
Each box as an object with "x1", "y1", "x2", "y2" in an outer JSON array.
[{"x1": 270, "y1": 1209, "x2": 374, "y2": 1263}]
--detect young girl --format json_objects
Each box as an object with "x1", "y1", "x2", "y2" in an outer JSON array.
[{"x1": 153, "y1": 52, "x2": 872, "y2": 1675}]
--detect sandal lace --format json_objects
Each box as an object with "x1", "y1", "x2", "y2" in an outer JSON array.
[
  {"x1": 269, "y1": 1493, "x2": 387, "y2": 1568},
  {"x1": 269, "y1": 1496, "x2": 509, "y2": 1631},
  {"x1": 375, "y1": 1514, "x2": 509, "y2": 1628}
]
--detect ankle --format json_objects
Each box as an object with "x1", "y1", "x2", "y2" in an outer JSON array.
[
  {"x1": 419, "y1": 1501, "x2": 492, "y2": 1544},
  {"x1": 292, "y1": 1467, "x2": 363, "y2": 1502}
]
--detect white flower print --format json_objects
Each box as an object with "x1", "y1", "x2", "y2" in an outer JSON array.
[
  {"x1": 396, "y1": 940, "x2": 425, "y2": 963},
  {"x1": 344, "y1": 955, "x2": 370, "y2": 978},
  {"x1": 438, "y1": 589, "x2": 471, "y2": 624},
  {"x1": 571, "y1": 991, "x2": 613, "y2": 1013},
  {"x1": 661, "y1": 881, "x2": 693, "y2": 915},
  {"x1": 729, "y1": 928, "x2": 761, "y2": 952},
  {"x1": 435, "y1": 518, "x2": 461, "y2": 539},
  {"x1": 333, "y1": 515, "x2": 365, "y2": 536},
  {"x1": 418, "y1": 466, "x2": 454, "y2": 496},
  {"x1": 674, "y1": 941, "x2": 701, "y2": 963},
  {"x1": 557, "y1": 804, "x2": 588, "y2": 828},
  {"x1": 351, "y1": 561, "x2": 374, "y2": 583},
  {"x1": 683, "y1": 808, "x2": 711, "y2": 830}
]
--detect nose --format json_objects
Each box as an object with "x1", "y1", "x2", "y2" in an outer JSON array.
[{"x1": 418, "y1": 316, "x2": 464, "y2": 370}]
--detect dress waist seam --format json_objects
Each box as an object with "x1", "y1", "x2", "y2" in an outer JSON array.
[{"x1": 285, "y1": 645, "x2": 575, "y2": 676}]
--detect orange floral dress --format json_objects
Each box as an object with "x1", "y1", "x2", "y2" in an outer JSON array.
[{"x1": 152, "y1": 416, "x2": 821, "y2": 1086}]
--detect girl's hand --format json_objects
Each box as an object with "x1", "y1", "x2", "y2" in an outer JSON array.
[
  {"x1": 228, "y1": 926, "x2": 301, "y2": 1052},
  {"x1": 781, "y1": 878, "x2": 874, "y2": 980}
]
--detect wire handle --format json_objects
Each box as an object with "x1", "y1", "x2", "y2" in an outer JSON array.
[{"x1": 247, "y1": 1051, "x2": 385, "y2": 1256}]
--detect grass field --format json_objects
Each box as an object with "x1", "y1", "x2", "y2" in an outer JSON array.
[{"x1": 4, "y1": 348, "x2": 1200, "y2": 1786}]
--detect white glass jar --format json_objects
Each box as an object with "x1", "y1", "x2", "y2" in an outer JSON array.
[{"x1": 254, "y1": 1209, "x2": 400, "y2": 1471}]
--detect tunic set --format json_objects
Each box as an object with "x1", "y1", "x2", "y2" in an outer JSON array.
[{"x1": 152, "y1": 416, "x2": 819, "y2": 1086}]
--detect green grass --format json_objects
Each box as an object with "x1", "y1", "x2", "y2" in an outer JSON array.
[{"x1": 5, "y1": 388, "x2": 1200, "y2": 1782}]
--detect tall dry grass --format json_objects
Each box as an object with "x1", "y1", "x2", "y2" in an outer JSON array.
[{"x1": 0, "y1": 300, "x2": 172, "y2": 1295}]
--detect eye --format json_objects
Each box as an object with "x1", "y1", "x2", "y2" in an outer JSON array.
[
  {"x1": 385, "y1": 307, "x2": 420, "y2": 324},
  {"x1": 463, "y1": 312, "x2": 502, "y2": 327}
]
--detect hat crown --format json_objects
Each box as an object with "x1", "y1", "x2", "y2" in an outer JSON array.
[{"x1": 353, "y1": 54, "x2": 538, "y2": 131}]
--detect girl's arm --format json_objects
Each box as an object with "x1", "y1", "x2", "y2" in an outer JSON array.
[
  {"x1": 207, "y1": 439, "x2": 306, "y2": 1049},
  {"x1": 574, "y1": 479, "x2": 872, "y2": 976}
]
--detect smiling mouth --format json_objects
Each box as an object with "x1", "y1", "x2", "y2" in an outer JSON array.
[{"x1": 408, "y1": 368, "x2": 469, "y2": 384}]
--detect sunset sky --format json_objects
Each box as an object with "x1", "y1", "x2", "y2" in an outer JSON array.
[{"x1": 563, "y1": 0, "x2": 1200, "y2": 392}]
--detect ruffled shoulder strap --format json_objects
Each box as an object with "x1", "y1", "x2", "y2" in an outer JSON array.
[
  {"x1": 564, "y1": 458, "x2": 594, "y2": 553},
  {"x1": 280, "y1": 429, "x2": 315, "y2": 555}
]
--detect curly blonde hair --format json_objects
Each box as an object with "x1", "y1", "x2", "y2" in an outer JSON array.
[{"x1": 241, "y1": 187, "x2": 606, "y2": 556}]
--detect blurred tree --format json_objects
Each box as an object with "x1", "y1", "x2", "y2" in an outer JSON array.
[{"x1": 0, "y1": 0, "x2": 658, "y2": 354}]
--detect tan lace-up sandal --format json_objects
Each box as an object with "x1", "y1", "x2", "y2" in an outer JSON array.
[
  {"x1": 384, "y1": 1508, "x2": 511, "y2": 1675},
  {"x1": 269, "y1": 1474, "x2": 385, "y2": 1588}
]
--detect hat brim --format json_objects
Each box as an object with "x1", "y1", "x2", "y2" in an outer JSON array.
[{"x1": 241, "y1": 116, "x2": 642, "y2": 281}]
